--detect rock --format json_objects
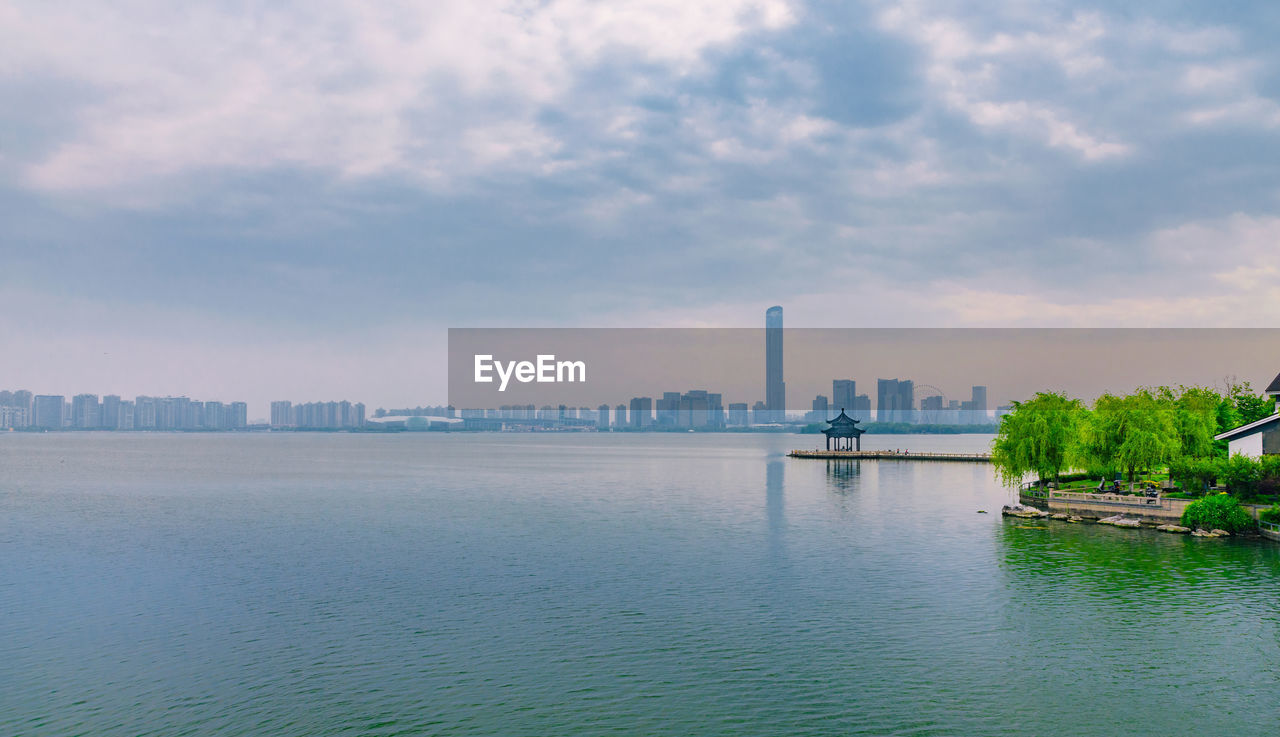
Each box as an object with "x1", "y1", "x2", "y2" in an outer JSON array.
[
  {"x1": 1098, "y1": 514, "x2": 1141, "y2": 528},
  {"x1": 1192, "y1": 528, "x2": 1220, "y2": 537},
  {"x1": 1210, "y1": 529, "x2": 1231, "y2": 537},
  {"x1": 1156, "y1": 524, "x2": 1191, "y2": 534},
  {"x1": 1067, "y1": 516, "x2": 1082, "y2": 523},
  {"x1": 1050, "y1": 513, "x2": 1070, "y2": 520},
  {"x1": 1001, "y1": 504, "x2": 1047, "y2": 518},
  {"x1": 977, "y1": 510, "x2": 987, "y2": 514}
]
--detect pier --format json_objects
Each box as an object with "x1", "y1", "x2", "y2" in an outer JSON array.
[{"x1": 788, "y1": 449, "x2": 992, "y2": 462}]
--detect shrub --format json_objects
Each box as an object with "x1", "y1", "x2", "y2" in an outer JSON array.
[
  {"x1": 1259, "y1": 504, "x2": 1280, "y2": 525},
  {"x1": 1056, "y1": 471, "x2": 1092, "y2": 484},
  {"x1": 1218, "y1": 454, "x2": 1262, "y2": 497},
  {"x1": 1181, "y1": 493, "x2": 1254, "y2": 533}
]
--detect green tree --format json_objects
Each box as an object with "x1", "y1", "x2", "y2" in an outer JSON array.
[
  {"x1": 1076, "y1": 390, "x2": 1181, "y2": 483},
  {"x1": 1218, "y1": 453, "x2": 1262, "y2": 497},
  {"x1": 1169, "y1": 456, "x2": 1217, "y2": 494},
  {"x1": 1227, "y1": 381, "x2": 1273, "y2": 426},
  {"x1": 991, "y1": 392, "x2": 1085, "y2": 487},
  {"x1": 1156, "y1": 385, "x2": 1219, "y2": 459}
]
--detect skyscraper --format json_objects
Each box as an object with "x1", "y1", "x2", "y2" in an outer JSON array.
[
  {"x1": 765, "y1": 306, "x2": 785, "y2": 422},
  {"x1": 876, "y1": 379, "x2": 898, "y2": 423},
  {"x1": 876, "y1": 378, "x2": 915, "y2": 423},
  {"x1": 832, "y1": 379, "x2": 856, "y2": 413},
  {"x1": 970, "y1": 385, "x2": 987, "y2": 424}
]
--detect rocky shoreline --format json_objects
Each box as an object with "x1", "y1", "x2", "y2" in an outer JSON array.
[{"x1": 1000, "y1": 504, "x2": 1236, "y2": 538}]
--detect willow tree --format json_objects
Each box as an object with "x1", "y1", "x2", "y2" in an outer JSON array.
[
  {"x1": 991, "y1": 392, "x2": 1085, "y2": 488},
  {"x1": 1076, "y1": 390, "x2": 1181, "y2": 483},
  {"x1": 1156, "y1": 385, "x2": 1219, "y2": 459}
]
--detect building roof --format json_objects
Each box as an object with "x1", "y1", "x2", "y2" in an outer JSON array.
[
  {"x1": 822, "y1": 409, "x2": 864, "y2": 437},
  {"x1": 1267, "y1": 371, "x2": 1280, "y2": 395},
  {"x1": 1215, "y1": 412, "x2": 1280, "y2": 441}
]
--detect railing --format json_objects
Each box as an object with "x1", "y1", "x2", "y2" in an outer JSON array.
[
  {"x1": 1047, "y1": 490, "x2": 1165, "y2": 507},
  {"x1": 788, "y1": 450, "x2": 991, "y2": 460},
  {"x1": 1260, "y1": 519, "x2": 1280, "y2": 535},
  {"x1": 1019, "y1": 482, "x2": 1177, "y2": 510}
]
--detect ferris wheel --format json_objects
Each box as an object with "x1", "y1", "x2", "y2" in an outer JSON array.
[
  {"x1": 914, "y1": 384, "x2": 947, "y2": 405},
  {"x1": 913, "y1": 384, "x2": 947, "y2": 423}
]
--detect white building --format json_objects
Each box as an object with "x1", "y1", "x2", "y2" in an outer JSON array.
[{"x1": 1214, "y1": 372, "x2": 1280, "y2": 458}]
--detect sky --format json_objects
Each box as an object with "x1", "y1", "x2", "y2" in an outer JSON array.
[{"x1": 2, "y1": 0, "x2": 1280, "y2": 415}]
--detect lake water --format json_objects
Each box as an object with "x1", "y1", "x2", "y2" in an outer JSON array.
[{"x1": 3, "y1": 432, "x2": 1280, "y2": 736}]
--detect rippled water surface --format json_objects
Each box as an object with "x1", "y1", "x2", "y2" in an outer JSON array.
[{"x1": 3, "y1": 432, "x2": 1280, "y2": 736}]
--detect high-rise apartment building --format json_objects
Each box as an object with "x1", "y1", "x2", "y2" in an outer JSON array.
[
  {"x1": 32, "y1": 395, "x2": 65, "y2": 429},
  {"x1": 72, "y1": 394, "x2": 101, "y2": 429}
]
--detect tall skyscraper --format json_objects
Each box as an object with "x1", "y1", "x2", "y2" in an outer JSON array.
[
  {"x1": 832, "y1": 379, "x2": 856, "y2": 413},
  {"x1": 898, "y1": 380, "x2": 914, "y2": 424},
  {"x1": 876, "y1": 379, "x2": 897, "y2": 423},
  {"x1": 970, "y1": 385, "x2": 987, "y2": 424},
  {"x1": 765, "y1": 306, "x2": 785, "y2": 422}
]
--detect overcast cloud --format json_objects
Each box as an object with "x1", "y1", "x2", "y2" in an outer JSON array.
[{"x1": 2, "y1": 0, "x2": 1279, "y2": 412}]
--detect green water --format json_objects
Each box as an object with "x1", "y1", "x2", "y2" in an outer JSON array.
[{"x1": 2, "y1": 432, "x2": 1279, "y2": 735}]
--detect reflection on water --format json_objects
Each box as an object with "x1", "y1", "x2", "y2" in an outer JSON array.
[
  {"x1": 994, "y1": 520, "x2": 1280, "y2": 733},
  {"x1": 824, "y1": 459, "x2": 860, "y2": 493},
  {"x1": 3, "y1": 431, "x2": 1280, "y2": 736}
]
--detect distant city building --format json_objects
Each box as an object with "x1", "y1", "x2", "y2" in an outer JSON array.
[
  {"x1": 968, "y1": 386, "x2": 988, "y2": 425},
  {"x1": 877, "y1": 379, "x2": 917, "y2": 423},
  {"x1": 614, "y1": 404, "x2": 627, "y2": 428},
  {"x1": 751, "y1": 400, "x2": 769, "y2": 425},
  {"x1": 670, "y1": 390, "x2": 724, "y2": 428},
  {"x1": 832, "y1": 380, "x2": 857, "y2": 415},
  {"x1": 204, "y1": 401, "x2": 225, "y2": 430},
  {"x1": 0, "y1": 405, "x2": 29, "y2": 429},
  {"x1": 129, "y1": 397, "x2": 148, "y2": 429},
  {"x1": 72, "y1": 394, "x2": 101, "y2": 429},
  {"x1": 280, "y1": 400, "x2": 362, "y2": 429},
  {"x1": 33, "y1": 395, "x2": 65, "y2": 429},
  {"x1": 101, "y1": 395, "x2": 122, "y2": 429},
  {"x1": 919, "y1": 394, "x2": 945, "y2": 423},
  {"x1": 629, "y1": 397, "x2": 652, "y2": 428},
  {"x1": 656, "y1": 392, "x2": 681, "y2": 426},
  {"x1": 727, "y1": 402, "x2": 749, "y2": 426},
  {"x1": 807, "y1": 394, "x2": 829, "y2": 423},
  {"x1": 597, "y1": 404, "x2": 610, "y2": 429},
  {"x1": 765, "y1": 306, "x2": 785, "y2": 423}
]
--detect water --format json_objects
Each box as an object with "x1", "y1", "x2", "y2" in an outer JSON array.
[{"x1": 3, "y1": 432, "x2": 1280, "y2": 736}]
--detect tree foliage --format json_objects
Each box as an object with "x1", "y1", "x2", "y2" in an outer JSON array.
[
  {"x1": 991, "y1": 392, "x2": 1085, "y2": 487},
  {"x1": 1075, "y1": 390, "x2": 1181, "y2": 482},
  {"x1": 1227, "y1": 381, "x2": 1274, "y2": 427}
]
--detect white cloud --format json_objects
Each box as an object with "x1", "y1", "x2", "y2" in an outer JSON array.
[{"x1": 2, "y1": 0, "x2": 795, "y2": 193}]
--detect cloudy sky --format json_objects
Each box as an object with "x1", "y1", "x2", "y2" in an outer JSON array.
[{"x1": 3, "y1": 0, "x2": 1279, "y2": 413}]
